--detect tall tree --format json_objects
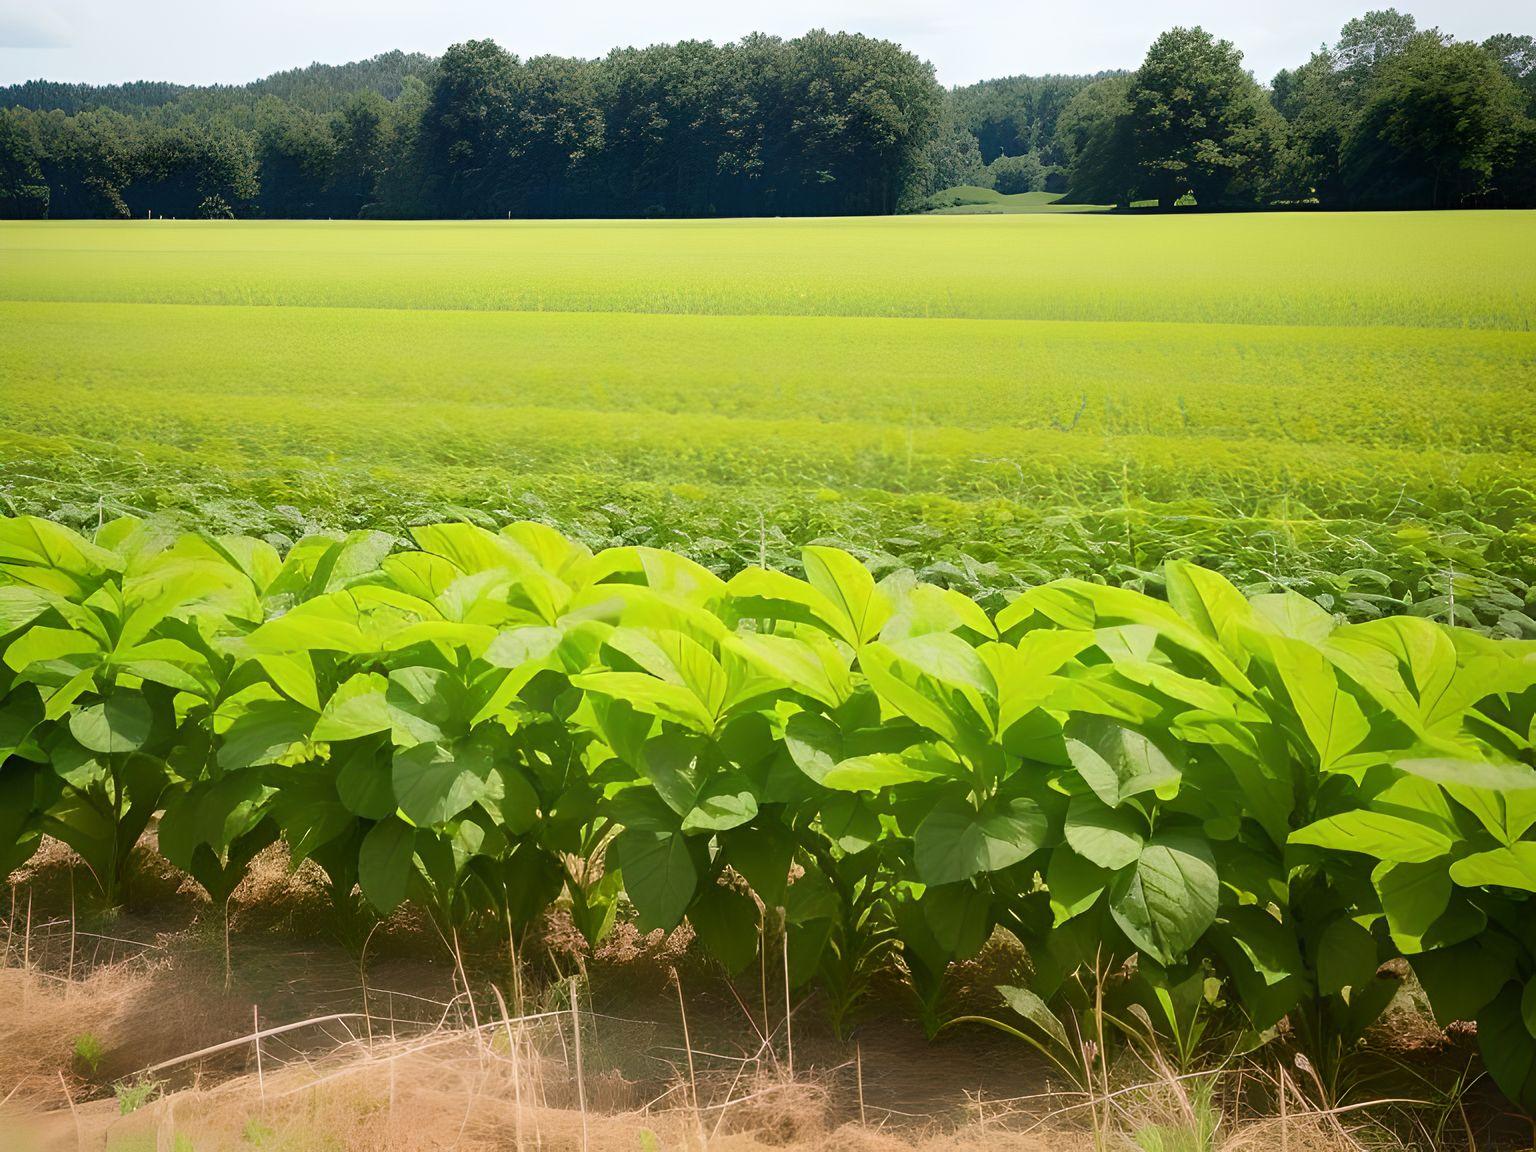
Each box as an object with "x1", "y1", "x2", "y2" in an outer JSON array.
[
  {"x1": 1272, "y1": 52, "x2": 1350, "y2": 202},
  {"x1": 1483, "y1": 33, "x2": 1536, "y2": 112},
  {"x1": 1343, "y1": 33, "x2": 1526, "y2": 207},
  {"x1": 1336, "y1": 9, "x2": 1419, "y2": 77},
  {"x1": 0, "y1": 114, "x2": 49, "y2": 217},
  {"x1": 1055, "y1": 75, "x2": 1136, "y2": 206},
  {"x1": 1124, "y1": 28, "x2": 1283, "y2": 207}
]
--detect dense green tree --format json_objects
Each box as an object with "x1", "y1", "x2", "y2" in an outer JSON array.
[
  {"x1": 1336, "y1": 9, "x2": 1419, "y2": 79},
  {"x1": 326, "y1": 92, "x2": 391, "y2": 215},
  {"x1": 0, "y1": 114, "x2": 49, "y2": 217},
  {"x1": 1483, "y1": 33, "x2": 1536, "y2": 111},
  {"x1": 1055, "y1": 75, "x2": 1136, "y2": 206},
  {"x1": 947, "y1": 74, "x2": 1109, "y2": 164},
  {"x1": 29, "y1": 109, "x2": 133, "y2": 217},
  {"x1": 253, "y1": 102, "x2": 333, "y2": 217},
  {"x1": 1125, "y1": 27, "x2": 1284, "y2": 208},
  {"x1": 985, "y1": 151, "x2": 1046, "y2": 193},
  {"x1": 3, "y1": 22, "x2": 1532, "y2": 218},
  {"x1": 917, "y1": 104, "x2": 988, "y2": 193},
  {"x1": 1271, "y1": 52, "x2": 1350, "y2": 201},
  {"x1": 1342, "y1": 33, "x2": 1528, "y2": 207},
  {"x1": 122, "y1": 121, "x2": 257, "y2": 218}
]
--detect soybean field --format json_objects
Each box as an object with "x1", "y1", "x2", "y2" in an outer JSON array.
[{"x1": 1, "y1": 212, "x2": 1534, "y2": 631}]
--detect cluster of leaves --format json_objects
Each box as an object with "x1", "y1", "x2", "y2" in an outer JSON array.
[{"x1": 3, "y1": 516, "x2": 1536, "y2": 1108}]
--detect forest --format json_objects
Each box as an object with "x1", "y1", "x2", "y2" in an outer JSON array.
[{"x1": 1, "y1": 9, "x2": 1533, "y2": 218}]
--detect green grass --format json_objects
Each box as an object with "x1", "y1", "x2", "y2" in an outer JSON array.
[
  {"x1": 1, "y1": 213, "x2": 1533, "y2": 628},
  {"x1": 921, "y1": 186, "x2": 1109, "y2": 213}
]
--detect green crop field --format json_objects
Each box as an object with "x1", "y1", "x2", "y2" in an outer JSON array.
[{"x1": 2, "y1": 212, "x2": 1534, "y2": 630}]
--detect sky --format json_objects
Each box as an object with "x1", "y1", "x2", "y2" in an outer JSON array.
[{"x1": 0, "y1": 1, "x2": 1529, "y2": 89}]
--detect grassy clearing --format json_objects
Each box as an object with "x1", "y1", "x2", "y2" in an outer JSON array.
[{"x1": 921, "y1": 186, "x2": 1110, "y2": 213}]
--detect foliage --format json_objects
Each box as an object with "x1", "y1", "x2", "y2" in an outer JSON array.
[
  {"x1": 1054, "y1": 77, "x2": 1137, "y2": 206},
  {"x1": 2, "y1": 212, "x2": 1532, "y2": 634},
  {"x1": 1123, "y1": 28, "x2": 1285, "y2": 208},
  {"x1": 1343, "y1": 34, "x2": 1529, "y2": 208},
  {"x1": 946, "y1": 73, "x2": 1112, "y2": 165},
  {"x1": 3, "y1": 515, "x2": 1536, "y2": 1112},
  {"x1": 4, "y1": 13, "x2": 1535, "y2": 218},
  {"x1": 984, "y1": 152, "x2": 1047, "y2": 195},
  {"x1": 1, "y1": 33, "x2": 943, "y2": 220}
]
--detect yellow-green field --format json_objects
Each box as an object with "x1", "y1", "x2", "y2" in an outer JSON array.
[{"x1": 1, "y1": 213, "x2": 1533, "y2": 626}]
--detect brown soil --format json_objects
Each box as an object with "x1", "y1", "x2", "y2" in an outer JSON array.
[{"x1": 0, "y1": 839, "x2": 1504, "y2": 1151}]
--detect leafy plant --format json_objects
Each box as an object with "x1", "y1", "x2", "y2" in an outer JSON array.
[{"x1": 4, "y1": 515, "x2": 1536, "y2": 1117}]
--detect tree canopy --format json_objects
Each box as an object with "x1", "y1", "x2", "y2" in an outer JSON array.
[{"x1": 2, "y1": 12, "x2": 1532, "y2": 218}]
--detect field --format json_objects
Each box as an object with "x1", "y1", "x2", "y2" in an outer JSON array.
[
  {"x1": 2, "y1": 213, "x2": 1535, "y2": 632},
  {"x1": 4, "y1": 212, "x2": 1536, "y2": 1151}
]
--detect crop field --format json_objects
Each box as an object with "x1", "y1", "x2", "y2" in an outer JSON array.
[
  {"x1": 3, "y1": 213, "x2": 1535, "y2": 638},
  {"x1": 3, "y1": 211, "x2": 1536, "y2": 1149}
]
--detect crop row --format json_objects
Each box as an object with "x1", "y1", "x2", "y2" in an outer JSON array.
[{"x1": 2, "y1": 516, "x2": 1536, "y2": 1107}]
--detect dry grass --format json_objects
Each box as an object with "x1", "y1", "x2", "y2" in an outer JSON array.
[
  {"x1": 0, "y1": 839, "x2": 1472, "y2": 1152},
  {"x1": 0, "y1": 950, "x2": 1415, "y2": 1152}
]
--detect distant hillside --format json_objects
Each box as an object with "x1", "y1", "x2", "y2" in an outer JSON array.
[{"x1": 0, "y1": 51, "x2": 437, "y2": 119}]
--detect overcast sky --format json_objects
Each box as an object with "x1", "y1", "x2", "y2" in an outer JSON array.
[{"x1": 0, "y1": 1, "x2": 1529, "y2": 89}]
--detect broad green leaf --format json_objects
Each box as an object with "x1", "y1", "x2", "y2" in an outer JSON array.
[
  {"x1": 218, "y1": 698, "x2": 315, "y2": 770},
  {"x1": 4, "y1": 626, "x2": 100, "y2": 673},
  {"x1": 1250, "y1": 591, "x2": 1338, "y2": 643},
  {"x1": 1046, "y1": 845, "x2": 1109, "y2": 926},
  {"x1": 1220, "y1": 905, "x2": 1304, "y2": 987},
  {"x1": 1411, "y1": 936, "x2": 1516, "y2": 1026},
  {"x1": 0, "y1": 585, "x2": 55, "y2": 635},
  {"x1": 1290, "y1": 811, "x2": 1453, "y2": 864},
  {"x1": 359, "y1": 817, "x2": 415, "y2": 915},
  {"x1": 1164, "y1": 561, "x2": 1251, "y2": 661},
  {"x1": 1373, "y1": 860, "x2": 1452, "y2": 952},
  {"x1": 1066, "y1": 717, "x2": 1180, "y2": 807},
  {"x1": 1109, "y1": 831, "x2": 1218, "y2": 965},
  {"x1": 1396, "y1": 758, "x2": 1536, "y2": 793},
  {"x1": 1316, "y1": 917, "x2": 1378, "y2": 996},
  {"x1": 1449, "y1": 843, "x2": 1536, "y2": 892},
  {"x1": 923, "y1": 882, "x2": 993, "y2": 959},
  {"x1": 914, "y1": 795, "x2": 1048, "y2": 886},
  {"x1": 681, "y1": 774, "x2": 759, "y2": 833},
  {"x1": 802, "y1": 546, "x2": 892, "y2": 647},
  {"x1": 997, "y1": 985, "x2": 1069, "y2": 1049},
  {"x1": 1396, "y1": 758, "x2": 1536, "y2": 844},
  {"x1": 1249, "y1": 632, "x2": 1371, "y2": 771},
  {"x1": 819, "y1": 792, "x2": 882, "y2": 854},
  {"x1": 387, "y1": 667, "x2": 469, "y2": 746},
  {"x1": 391, "y1": 739, "x2": 494, "y2": 826},
  {"x1": 334, "y1": 740, "x2": 395, "y2": 819},
  {"x1": 820, "y1": 752, "x2": 943, "y2": 792},
  {"x1": 69, "y1": 696, "x2": 151, "y2": 756},
  {"x1": 313, "y1": 673, "x2": 391, "y2": 742},
  {"x1": 1064, "y1": 794, "x2": 1145, "y2": 870},
  {"x1": 859, "y1": 633, "x2": 995, "y2": 745},
  {"x1": 723, "y1": 823, "x2": 796, "y2": 907},
  {"x1": 688, "y1": 882, "x2": 760, "y2": 974},
  {"x1": 1478, "y1": 984, "x2": 1536, "y2": 1115},
  {"x1": 614, "y1": 829, "x2": 696, "y2": 931},
  {"x1": 783, "y1": 710, "x2": 841, "y2": 784}
]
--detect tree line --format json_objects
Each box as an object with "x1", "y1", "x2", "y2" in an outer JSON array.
[{"x1": 1, "y1": 11, "x2": 1532, "y2": 218}]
